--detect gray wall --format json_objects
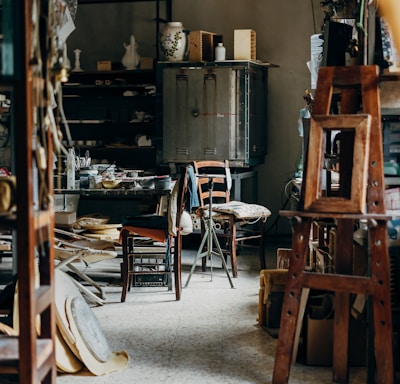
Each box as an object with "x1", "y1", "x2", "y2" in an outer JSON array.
[{"x1": 67, "y1": 0, "x2": 325, "y2": 236}]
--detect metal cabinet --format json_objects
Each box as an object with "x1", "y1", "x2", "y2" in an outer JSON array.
[{"x1": 158, "y1": 61, "x2": 273, "y2": 167}]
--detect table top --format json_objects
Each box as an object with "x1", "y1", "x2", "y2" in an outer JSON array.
[{"x1": 55, "y1": 188, "x2": 171, "y2": 198}]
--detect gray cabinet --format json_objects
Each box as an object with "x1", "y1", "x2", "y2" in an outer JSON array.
[{"x1": 158, "y1": 61, "x2": 273, "y2": 167}]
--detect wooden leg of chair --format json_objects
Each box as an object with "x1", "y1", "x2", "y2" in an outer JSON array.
[
  {"x1": 174, "y1": 234, "x2": 182, "y2": 301},
  {"x1": 230, "y1": 216, "x2": 238, "y2": 277},
  {"x1": 259, "y1": 220, "x2": 266, "y2": 270},
  {"x1": 120, "y1": 229, "x2": 129, "y2": 303},
  {"x1": 128, "y1": 255, "x2": 133, "y2": 292},
  {"x1": 120, "y1": 260, "x2": 128, "y2": 303}
]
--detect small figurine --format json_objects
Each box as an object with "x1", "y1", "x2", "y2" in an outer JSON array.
[{"x1": 72, "y1": 49, "x2": 83, "y2": 72}]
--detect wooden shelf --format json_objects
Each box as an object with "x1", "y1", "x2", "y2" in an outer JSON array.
[
  {"x1": 280, "y1": 210, "x2": 392, "y2": 220},
  {"x1": 0, "y1": 337, "x2": 53, "y2": 377},
  {"x1": 79, "y1": 0, "x2": 168, "y2": 3},
  {"x1": 0, "y1": 1, "x2": 57, "y2": 382}
]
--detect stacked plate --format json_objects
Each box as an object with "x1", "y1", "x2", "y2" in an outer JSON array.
[{"x1": 80, "y1": 223, "x2": 121, "y2": 242}]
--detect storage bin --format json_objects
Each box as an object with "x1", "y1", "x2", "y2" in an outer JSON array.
[{"x1": 55, "y1": 194, "x2": 80, "y2": 212}]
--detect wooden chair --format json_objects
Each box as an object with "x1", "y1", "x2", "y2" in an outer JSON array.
[
  {"x1": 119, "y1": 165, "x2": 189, "y2": 302},
  {"x1": 192, "y1": 160, "x2": 270, "y2": 277}
]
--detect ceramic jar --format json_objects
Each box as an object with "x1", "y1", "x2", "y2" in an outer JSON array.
[
  {"x1": 215, "y1": 42, "x2": 226, "y2": 61},
  {"x1": 159, "y1": 22, "x2": 187, "y2": 61}
]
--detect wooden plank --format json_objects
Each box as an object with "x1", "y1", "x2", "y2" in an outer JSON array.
[
  {"x1": 302, "y1": 273, "x2": 374, "y2": 294},
  {"x1": 279, "y1": 210, "x2": 391, "y2": 220},
  {"x1": 291, "y1": 287, "x2": 309, "y2": 365},
  {"x1": 272, "y1": 218, "x2": 312, "y2": 383}
]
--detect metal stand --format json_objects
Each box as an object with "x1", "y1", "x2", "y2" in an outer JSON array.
[{"x1": 185, "y1": 175, "x2": 234, "y2": 288}]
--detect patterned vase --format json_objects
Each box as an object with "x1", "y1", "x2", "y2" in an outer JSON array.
[{"x1": 159, "y1": 22, "x2": 187, "y2": 61}]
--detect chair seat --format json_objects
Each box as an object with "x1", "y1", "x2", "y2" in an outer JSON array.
[
  {"x1": 120, "y1": 226, "x2": 167, "y2": 243},
  {"x1": 122, "y1": 214, "x2": 168, "y2": 229},
  {"x1": 203, "y1": 200, "x2": 271, "y2": 221}
]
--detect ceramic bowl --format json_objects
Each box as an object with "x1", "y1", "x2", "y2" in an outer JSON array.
[{"x1": 101, "y1": 179, "x2": 122, "y2": 189}]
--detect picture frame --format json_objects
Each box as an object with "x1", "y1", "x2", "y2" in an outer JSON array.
[{"x1": 303, "y1": 114, "x2": 371, "y2": 213}]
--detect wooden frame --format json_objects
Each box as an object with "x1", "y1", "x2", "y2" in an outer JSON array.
[{"x1": 304, "y1": 114, "x2": 371, "y2": 213}]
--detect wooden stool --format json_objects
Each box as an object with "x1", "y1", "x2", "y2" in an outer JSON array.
[{"x1": 272, "y1": 66, "x2": 394, "y2": 384}]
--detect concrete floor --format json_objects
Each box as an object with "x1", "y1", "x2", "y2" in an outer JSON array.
[
  {"x1": 0, "y1": 235, "x2": 368, "y2": 383},
  {"x1": 55, "y1": 235, "x2": 368, "y2": 384}
]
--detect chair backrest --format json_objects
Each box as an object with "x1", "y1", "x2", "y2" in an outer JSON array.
[{"x1": 192, "y1": 160, "x2": 230, "y2": 207}]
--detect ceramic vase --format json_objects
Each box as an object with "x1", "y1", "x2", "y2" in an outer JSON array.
[
  {"x1": 122, "y1": 35, "x2": 140, "y2": 69},
  {"x1": 159, "y1": 22, "x2": 187, "y2": 61}
]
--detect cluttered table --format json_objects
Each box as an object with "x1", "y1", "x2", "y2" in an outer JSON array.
[
  {"x1": 55, "y1": 187, "x2": 172, "y2": 198},
  {"x1": 55, "y1": 170, "x2": 173, "y2": 226},
  {"x1": 55, "y1": 186, "x2": 172, "y2": 223},
  {"x1": 54, "y1": 159, "x2": 175, "y2": 229}
]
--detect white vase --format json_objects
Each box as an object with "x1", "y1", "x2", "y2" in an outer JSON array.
[
  {"x1": 159, "y1": 22, "x2": 187, "y2": 61},
  {"x1": 122, "y1": 35, "x2": 140, "y2": 69}
]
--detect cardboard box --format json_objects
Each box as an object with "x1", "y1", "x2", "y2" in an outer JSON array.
[
  {"x1": 276, "y1": 248, "x2": 291, "y2": 269},
  {"x1": 140, "y1": 57, "x2": 154, "y2": 70},
  {"x1": 258, "y1": 269, "x2": 287, "y2": 328},
  {"x1": 97, "y1": 61, "x2": 112, "y2": 71},
  {"x1": 385, "y1": 187, "x2": 400, "y2": 210},
  {"x1": 189, "y1": 30, "x2": 223, "y2": 62},
  {"x1": 55, "y1": 211, "x2": 76, "y2": 225},
  {"x1": 304, "y1": 316, "x2": 367, "y2": 366},
  {"x1": 234, "y1": 29, "x2": 256, "y2": 60}
]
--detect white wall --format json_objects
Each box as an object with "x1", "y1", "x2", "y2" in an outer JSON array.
[{"x1": 67, "y1": 0, "x2": 325, "y2": 236}]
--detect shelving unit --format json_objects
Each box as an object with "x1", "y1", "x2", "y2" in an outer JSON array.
[
  {"x1": 64, "y1": 0, "x2": 173, "y2": 169},
  {"x1": 0, "y1": 1, "x2": 57, "y2": 382},
  {"x1": 77, "y1": 0, "x2": 172, "y2": 60},
  {"x1": 62, "y1": 69, "x2": 161, "y2": 170}
]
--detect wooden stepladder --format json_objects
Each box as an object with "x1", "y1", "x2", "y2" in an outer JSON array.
[{"x1": 272, "y1": 66, "x2": 394, "y2": 384}]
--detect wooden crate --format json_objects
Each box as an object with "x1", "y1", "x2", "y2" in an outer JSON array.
[
  {"x1": 234, "y1": 29, "x2": 256, "y2": 60},
  {"x1": 189, "y1": 30, "x2": 222, "y2": 62}
]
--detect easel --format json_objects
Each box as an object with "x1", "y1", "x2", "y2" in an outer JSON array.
[
  {"x1": 272, "y1": 66, "x2": 394, "y2": 384},
  {"x1": 185, "y1": 174, "x2": 234, "y2": 288}
]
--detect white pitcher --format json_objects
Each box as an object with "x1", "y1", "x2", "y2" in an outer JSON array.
[{"x1": 122, "y1": 35, "x2": 140, "y2": 69}]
